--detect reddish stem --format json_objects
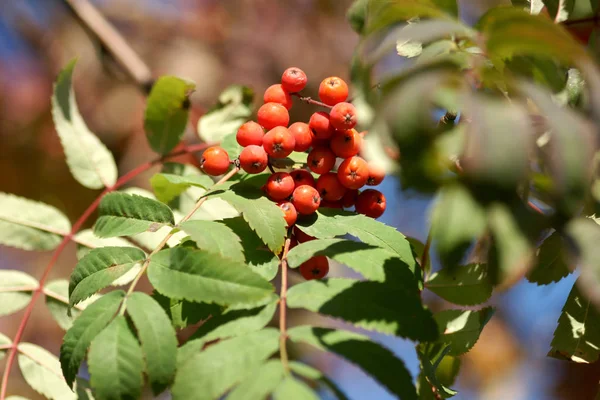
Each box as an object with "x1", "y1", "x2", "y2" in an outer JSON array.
[
  {"x1": 291, "y1": 93, "x2": 333, "y2": 109},
  {"x1": 0, "y1": 142, "x2": 211, "y2": 399}
]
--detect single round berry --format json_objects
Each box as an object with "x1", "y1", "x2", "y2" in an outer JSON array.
[
  {"x1": 367, "y1": 162, "x2": 385, "y2": 186},
  {"x1": 257, "y1": 102, "x2": 289, "y2": 130},
  {"x1": 277, "y1": 201, "x2": 298, "y2": 227},
  {"x1": 320, "y1": 200, "x2": 343, "y2": 209},
  {"x1": 341, "y1": 189, "x2": 359, "y2": 208},
  {"x1": 329, "y1": 102, "x2": 357, "y2": 131},
  {"x1": 337, "y1": 156, "x2": 369, "y2": 189},
  {"x1": 239, "y1": 145, "x2": 268, "y2": 174},
  {"x1": 263, "y1": 126, "x2": 296, "y2": 158},
  {"x1": 288, "y1": 122, "x2": 314, "y2": 152},
  {"x1": 294, "y1": 226, "x2": 316, "y2": 243},
  {"x1": 201, "y1": 146, "x2": 230, "y2": 176},
  {"x1": 307, "y1": 146, "x2": 336, "y2": 175},
  {"x1": 316, "y1": 172, "x2": 347, "y2": 201},
  {"x1": 292, "y1": 185, "x2": 321, "y2": 215},
  {"x1": 308, "y1": 112, "x2": 335, "y2": 140},
  {"x1": 281, "y1": 67, "x2": 307, "y2": 93},
  {"x1": 318, "y1": 76, "x2": 349, "y2": 106},
  {"x1": 265, "y1": 172, "x2": 295, "y2": 200},
  {"x1": 330, "y1": 128, "x2": 362, "y2": 158},
  {"x1": 264, "y1": 84, "x2": 292, "y2": 110},
  {"x1": 299, "y1": 256, "x2": 329, "y2": 280},
  {"x1": 291, "y1": 169, "x2": 316, "y2": 188},
  {"x1": 355, "y1": 189, "x2": 386, "y2": 218},
  {"x1": 236, "y1": 121, "x2": 265, "y2": 147}
]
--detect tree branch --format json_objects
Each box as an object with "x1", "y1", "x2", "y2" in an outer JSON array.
[{"x1": 279, "y1": 234, "x2": 293, "y2": 372}]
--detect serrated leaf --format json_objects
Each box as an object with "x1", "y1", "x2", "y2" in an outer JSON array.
[
  {"x1": 287, "y1": 278, "x2": 437, "y2": 341},
  {"x1": 0, "y1": 332, "x2": 11, "y2": 360},
  {"x1": 273, "y1": 376, "x2": 319, "y2": 400},
  {"x1": 365, "y1": 0, "x2": 448, "y2": 34},
  {"x1": 94, "y1": 192, "x2": 175, "y2": 237},
  {"x1": 407, "y1": 236, "x2": 431, "y2": 277},
  {"x1": 69, "y1": 247, "x2": 145, "y2": 309},
  {"x1": 152, "y1": 291, "x2": 220, "y2": 330},
  {"x1": 527, "y1": 231, "x2": 571, "y2": 285},
  {"x1": 289, "y1": 362, "x2": 350, "y2": 400},
  {"x1": 425, "y1": 264, "x2": 492, "y2": 306},
  {"x1": 45, "y1": 279, "x2": 99, "y2": 330},
  {"x1": 88, "y1": 316, "x2": 144, "y2": 400},
  {"x1": 148, "y1": 247, "x2": 274, "y2": 307},
  {"x1": 144, "y1": 76, "x2": 195, "y2": 155},
  {"x1": 288, "y1": 326, "x2": 417, "y2": 400},
  {"x1": 150, "y1": 173, "x2": 213, "y2": 204},
  {"x1": 180, "y1": 220, "x2": 244, "y2": 262},
  {"x1": 417, "y1": 344, "x2": 457, "y2": 399},
  {"x1": 549, "y1": 278, "x2": 600, "y2": 363},
  {"x1": 198, "y1": 85, "x2": 253, "y2": 143},
  {"x1": 18, "y1": 343, "x2": 75, "y2": 400},
  {"x1": 60, "y1": 290, "x2": 125, "y2": 386},
  {"x1": 565, "y1": 218, "x2": 600, "y2": 307},
  {"x1": 434, "y1": 307, "x2": 494, "y2": 356},
  {"x1": 0, "y1": 193, "x2": 71, "y2": 251},
  {"x1": 0, "y1": 270, "x2": 38, "y2": 317},
  {"x1": 171, "y1": 328, "x2": 280, "y2": 400},
  {"x1": 73, "y1": 229, "x2": 136, "y2": 259},
  {"x1": 52, "y1": 60, "x2": 117, "y2": 189},
  {"x1": 126, "y1": 292, "x2": 177, "y2": 394},
  {"x1": 227, "y1": 360, "x2": 285, "y2": 400}
]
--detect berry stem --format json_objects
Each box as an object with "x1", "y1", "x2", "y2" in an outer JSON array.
[
  {"x1": 279, "y1": 234, "x2": 293, "y2": 373},
  {"x1": 291, "y1": 93, "x2": 333, "y2": 109}
]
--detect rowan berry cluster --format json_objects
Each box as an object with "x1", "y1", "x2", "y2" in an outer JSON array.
[{"x1": 200, "y1": 67, "x2": 387, "y2": 281}]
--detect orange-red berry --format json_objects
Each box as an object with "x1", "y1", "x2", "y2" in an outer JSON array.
[
  {"x1": 239, "y1": 145, "x2": 268, "y2": 174},
  {"x1": 307, "y1": 146, "x2": 336, "y2": 175},
  {"x1": 318, "y1": 76, "x2": 349, "y2": 106},
  {"x1": 291, "y1": 169, "x2": 316, "y2": 188},
  {"x1": 341, "y1": 189, "x2": 359, "y2": 208},
  {"x1": 316, "y1": 172, "x2": 347, "y2": 202},
  {"x1": 281, "y1": 67, "x2": 307, "y2": 93},
  {"x1": 329, "y1": 102, "x2": 357, "y2": 131},
  {"x1": 236, "y1": 121, "x2": 265, "y2": 147},
  {"x1": 201, "y1": 146, "x2": 230, "y2": 176},
  {"x1": 294, "y1": 226, "x2": 316, "y2": 243},
  {"x1": 263, "y1": 84, "x2": 292, "y2": 110},
  {"x1": 330, "y1": 129, "x2": 362, "y2": 158},
  {"x1": 337, "y1": 156, "x2": 369, "y2": 189},
  {"x1": 257, "y1": 102, "x2": 289, "y2": 130},
  {"x1": 308, "y1": 112, "x2": 335, "y2": 140},
  {"x1": 262, "y1": 126, "x2": 295, "y2": 158},
  {"x1": 367, "y1": 162, "x2": 385, "y2": 186},
  {"x1": 277, "y1": 201, "x2": 298, "y2": 227},
  {"x1": 288, "y1": 122, "x2": 314, "y2": 152},
  {"x1": 355, "y1": 189, "x2": 386, "y2": 218},
  {"x1": 292, "y1": 185, "x2": 321, "y2": 215},
  {"x1": 299, "y1": 256, "x2": 329, "y2": 280},
  {"x1": 265, "y1": 172, "x2": 295, "y2": 200}
]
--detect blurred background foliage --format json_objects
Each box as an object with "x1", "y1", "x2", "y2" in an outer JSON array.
[{"x1": 2, "y1": 0, "x2": 600, "y2": 399}]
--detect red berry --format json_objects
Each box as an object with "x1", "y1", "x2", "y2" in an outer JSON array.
[
  {"x1": 316, "y1": 172, "x2": 347, "y2": 201},
  {"x1": 337, "y1": 156, "x2": 369, "y2": 189},
  {"x1": 307, "y1": 146, "x2": 336, "y2": 175},
  {"x1": 355, "y1": 189, "x2": 386, "y2": 218},
  {"x1": 264, "y1": 84, "x2": 292, "y2": 110},
  {"x1": 292, "y1": 185, "x2": 321, "y2": 215},
  {"x1": 262, "y1": 126, "x2": 295, "y2": 158},
  {"x1": 257, "y1": 102, "x2": 289, "y2": 130},
  {"x1": 329, "y1": 102, "x2": 357, "y2": 131},
  {"x1": 294, "y1": 226, "x2": 316, "y2": 243},
  {"x1": 239, "y1": 145, "x2": 268, "y2": 174},
  {"x1": 318, "y1": 76, "x2": 349, "y2": 106},
  {"x1": 291, "y1": 169, "x2": 316, "y2": 188},
  {"x1": 236, "y1": 121, "x2": 265, "y2": 147},
  {"x1": 299, "y1": 256, "x2": 329, "y2": 280},
  {"x1": 265, "y1": 172, "x2": 295, "y2": 200},
  {"x1": 281, "y1": 67, "x2": 307, "y2": 93},
  {"x1": 320, "y1": 200, "x2": 343, "y2": 209},
  {"x1": 367, "y1": 162, "x2": 385, "y2": 186},
  {"x1": 308, "y1": 112, "x2": 335, "y2": 140},
  {"x1": 330, "y1": 129, "x2": 362, "y2": 158},
  {"x1": 277, "y1": 201, "x2": 297, "y2": 227},
  {"x1": 341, "y1": 189, "x2": 359, "y2": 208},
  {"x1": 288, "y1": 122, "x2": 314, "y2": 152},
  {"x1": 201, "y1": 146, "x2": 230, "y2": 176}
]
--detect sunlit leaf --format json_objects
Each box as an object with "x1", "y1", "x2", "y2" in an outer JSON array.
[
  {"x1": 18, "y1": 343, "x2": 75, "y2": 400},
  {"x1": 198, "y1": 85, "x2": 253, "y2": 143},
  {"x1": 0, "y1": 270, "x2": 38, "y2": 317}
]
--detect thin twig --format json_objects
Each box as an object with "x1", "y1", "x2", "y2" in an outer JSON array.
[
  {"x1": 291, "y1": 93, "x2": 333, "y2": 109},
  {"x1": 279, "y1": 234, "x2": 292, "y2": 373}
]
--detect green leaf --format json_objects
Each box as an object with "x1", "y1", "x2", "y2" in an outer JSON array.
[
  {"x1": 347, "y1": 0, "x2": 369, "y2": 34},
  {"x1": 0, "y1": 332, "x2": 11, "y2": 360},
  {"x1": 73, "y1": 229, "x2": 136, "y2": 259},
  {"x1": 94, "y1": 192, "x2": 175, "y2": 237},
  {"x1": 18, "y1": 343, "x2": 75, "y2": 400},
  {"x1": 144, "y1": 76, "x2": 195, "y2": 155},
  {"x1": 0, "y1": 193, "x2": 71, "y2": 251},
  {"x1": 126, "y1": 292, "x2": 177, "y2": 394},
  {"x1": 152, "y1": 291, "x2": 219, "y2": 330},
  {"x1": 151, "y1": 172, "x2": 213, "y2": 204},
  {"x1": 45, "y1": 279, "x2": 99, "y2": 330},
  {"x1": 51, "y1": 59, "x2": 117, "y2": 189},
  {"x1": 407, "y1": 236, "x2": 431, "y2": 277},
  {"x1": 425, "y1": 264, "x2": 492, "y2": 306},
  {"x1": 0, "y1": 270, "x2": 38, "y2": 317},
  {"x1": 60, "y1": 290, "x2": 125, "y2": 386},
  {"x1": 69, "y1": 246, "x2": 145, "y2": 309},
  {"x1": 226, "y1": 360, "x2": 285, "y2": 400},
  {"x1": 148, "y1": 247, "x2": 274, "y2": 307},
  {"x1": 365, "y1": 0, "x2": 449, "y2": 34},
  {"x1": 287, "y1": 278, "x2": 437, "y2": 341},
  {"x1": 434, "y1": 307, "x2": 495, "y2": 356},
  {"x1": 273, "y1": 376, "x2": 319, "y2": 400},
  {"x1": 288, "y1": 326, "x2": 417, "y2": 399},
  {"x1": 565, "y1": 218, "x2": 600, "y2": 307},
  {"x1": 198, "y1": 85, "x2": 253, "y2": 143},
  {"x1": 171, "y1": 328, "x2": 280, "y2": 400},
  {"x1": 289, "y1": 362, "x2": 349, "y2": 400},
  {"x1": 527, "y1": 231, "x2": 571, "y2": 285},
  {"x1": 549, "y1": 278, "x2": 600, "y2": 363},
  {"x1": 180, "y1": 220, "x2": 245, "y2": 262},
  {"x1": 416, "y1": 345, "x2": 458, "y2": 399},
  {"x1": 88, "y1": 316, "x2": 144, "y2": 400},
  {"x1": 74, "y1": 377, "x2": 95, "y2": 400}
]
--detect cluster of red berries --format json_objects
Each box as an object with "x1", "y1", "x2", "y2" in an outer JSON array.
[{"x1": 200, "y1": 68, "x2": 387, "y2": 281}]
